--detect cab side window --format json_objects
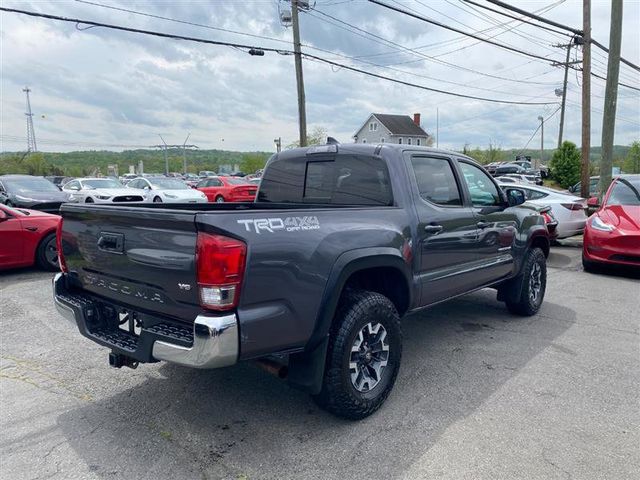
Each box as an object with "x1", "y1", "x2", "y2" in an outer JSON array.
[
  {"x1": 458, "y1": 161, "x2": 502, "y2": 207},
  {"x1": 410, "y1": 156, "x2": 462, "y2": 206},
  {"x1": 208, "y1": 179, "x2": 223, "y2": 187}
]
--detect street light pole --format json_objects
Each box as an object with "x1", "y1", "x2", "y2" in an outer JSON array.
[
  {"x1": 182, "y1": 133, "x2": 191, "y2": 175},
  {"x1": 538, "y1": 116, "x2": 544, "y2": 169},
  {"x1": 158, "y1": 134, "x2": 168, "y2": 175},
  {"x1": 274, "y1": 137, "x2": 282, "y2": 153}
]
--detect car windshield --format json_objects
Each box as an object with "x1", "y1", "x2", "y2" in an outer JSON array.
[
  {"x1": 226, "y1": 178, "x2": 250, "y2": 185},
  {"x1": 149, "y1": 179, "x2": 190, "y2": 190},
  {"x1": 4, "y1": 177, "x2": 60, "y2": 193},
  {"x1": 83, "y1": 179, "x2": 123, "y2": 189},
  {"x1": 607, "y1": 178, "x2": 640, "y2": 206}
]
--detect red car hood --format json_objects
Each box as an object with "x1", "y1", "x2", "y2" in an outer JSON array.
[{"x1": 599, "y1": 205, "x2": 640, "y2": 232}]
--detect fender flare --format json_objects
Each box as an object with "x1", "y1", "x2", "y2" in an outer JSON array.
[{"x1": 288, "y1": 248, "x2": 412, "y2": 394}]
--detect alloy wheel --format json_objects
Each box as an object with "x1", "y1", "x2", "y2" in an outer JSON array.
[{"x1": 349, "y1": 322, "x2": 390, "y2": 392}]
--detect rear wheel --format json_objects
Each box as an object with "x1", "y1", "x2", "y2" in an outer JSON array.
[
  {"x1": 504, "y1": 247, "x2": 547, "y2": 316},
  {"x1": 35, "y1": 233, "x2": 59, "y2": 271},
  {"x1": 5, "y1": 201, "x2": 13, "y2": 207},
  {"x1": 313, "y1": 289, "x2": 402, "y2": 420},
  {"x1": 215, "y1": 196, "x2": 225, "y2": 203},
  {"x1": 85, "y1": 197, "x2": 94, "y2": 203}
]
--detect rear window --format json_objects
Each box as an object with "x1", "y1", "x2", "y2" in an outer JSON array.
[{"x1": 258, "y1": 154, "x2": 392, "y2": 205}]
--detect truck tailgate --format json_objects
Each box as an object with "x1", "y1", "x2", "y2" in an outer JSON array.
[{"x1": 61, "y1": 204, "x2": 200, "y2": 321}]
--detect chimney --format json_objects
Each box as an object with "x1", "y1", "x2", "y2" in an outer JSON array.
[{"x1": 413, "y1": 113, "x2": 421, "y2": 126}]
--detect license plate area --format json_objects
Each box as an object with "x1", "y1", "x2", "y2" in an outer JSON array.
[{"x1": 118, "y1": 309, "x2": 142, "y2": 336}]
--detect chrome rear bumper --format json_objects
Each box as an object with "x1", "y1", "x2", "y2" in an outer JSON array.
[{"x1": 52, "y1": 273, "x2": 238, "y2": 369}]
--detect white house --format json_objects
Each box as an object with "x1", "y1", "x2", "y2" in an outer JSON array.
[{"x1": 353, "y1": 113, "x2": 432, "y2": 146}]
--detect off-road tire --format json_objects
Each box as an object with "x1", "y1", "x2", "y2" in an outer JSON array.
[
  {"x1": 35, "y1": 232, "x2": 59, "y2": 271},
  {"x1": 313, "y1": 289, "x2": 402, "y2": 420},
  {"x1": 505, "y1": 247, "x2": 547, "y2": 316}
]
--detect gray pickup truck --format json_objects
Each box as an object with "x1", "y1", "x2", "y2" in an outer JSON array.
[{"x1": 53, "y1": 143, "x2": 549, "y2": 419}]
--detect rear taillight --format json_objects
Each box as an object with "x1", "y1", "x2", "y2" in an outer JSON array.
[
  {"x1": 196, "y1": 232, "x2": 246, "y2": 311},
  {"x1": 560, "y1": 202, "x2": 585, "y2": 211},
  {"x1": 56, "y1": 219, "x2": 68, "y2": 273}
]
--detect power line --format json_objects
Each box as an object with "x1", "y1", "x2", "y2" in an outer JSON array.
[
  {"x1": 516, "y1": 105, "x2": 561, "y2": 156},
  {"x1": 591, "y1": 38, "x2": 640, "y2": 73},
  {"x1": 367, "y1": 0, "x2": 564, "y2": 65},
  {"x1": 0, "y1": 6, "x2": 558, "y2": 105},
  {"x1": 482, "y1": 0, "x2": 640, "y2": 74},
  {"x1": 308, "y1": 9, "x2": 560, "y2": 86},
  {"x1": 460, "y1": 0, "x2": 570, "y2": 38},
  {"x1": 484, "y1": 0, "x2": 582, "y2": 36}
]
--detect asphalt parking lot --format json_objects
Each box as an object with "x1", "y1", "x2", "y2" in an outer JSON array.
[{"x1": 1, "y1": 245, "x2": 638, "y2": 480}]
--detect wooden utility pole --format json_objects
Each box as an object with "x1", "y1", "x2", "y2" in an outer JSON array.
[
  {"x1": 580, "y1": 0, "x2": 591, "y2": 199},
  {"x1": 291, "y1": 0, "x2": 307, "y2": 147},
  {"x1": 557, "y1": 40, "x2": 573, "y2": 148},
  {"x1": 599, "y1": 0, "x2": 623, "y2": 197}
]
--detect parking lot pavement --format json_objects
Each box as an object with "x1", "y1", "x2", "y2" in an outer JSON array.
[{"x1": 1, "y1": 246, "x2": 638, "y2": 480}]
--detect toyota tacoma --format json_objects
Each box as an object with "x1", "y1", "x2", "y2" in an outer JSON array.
[{"x1": 53, "y1": 143, "x2": 550, "y2": 419}]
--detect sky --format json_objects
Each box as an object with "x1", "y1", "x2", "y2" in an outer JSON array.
[{"x1": 0, "y1": 0, "x2": 638, "y2": 154}]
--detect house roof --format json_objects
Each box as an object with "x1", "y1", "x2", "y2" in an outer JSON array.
[{"x1": 372, "y1": 113, "x2": 429, "y2": 136}]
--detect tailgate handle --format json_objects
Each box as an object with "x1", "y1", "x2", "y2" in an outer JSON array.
[{"x1": 97, "y1": 232, "x2": 124, "y2": 253}]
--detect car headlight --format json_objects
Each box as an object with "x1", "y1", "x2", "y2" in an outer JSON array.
[
  {"x1": 15, "y1": 194, "x2": 36, "y2": 202},
  {"x1": 591, "y1": 215, "x2": 615, "y2": 232},
  {"x1": 164, "y1": 193, "x2": 178, "y2": 199},
  {"x1": 96, "y1": 195, "x2": 112, "y2": 200}
]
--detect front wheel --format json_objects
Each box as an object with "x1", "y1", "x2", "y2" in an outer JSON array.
[
  {"x1": 215, "y1": 196, "x2": 224, "y2": 203},
  {"x1": 313, "y1": 289, "x2": 402, "y2": 420},
  {"x1": 153, "y1": 196, "x2": 163, "y2": 203},
  {"x1": 505, "y1": 247, "x2": 547, "y2": 316},
  {"x1": 35, "y1": 232, "x2": 59, "y2": 271}
]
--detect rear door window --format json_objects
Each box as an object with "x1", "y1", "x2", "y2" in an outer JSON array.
[{"x1": 410, "y1": 156, "x2": 462, "y2": 206}]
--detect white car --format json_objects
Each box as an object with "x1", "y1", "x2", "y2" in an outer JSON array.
[
  {"x1": 126, "y1": 177, "x2": 207, "y2": 203},
  {"x1": 498, "y1": 183, "x2": 587, "y2": 238},
  {"x1": 62, "y1": 178, "x2": 145, "y2": 203}
]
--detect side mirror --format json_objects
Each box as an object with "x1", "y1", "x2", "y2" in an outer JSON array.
[{"x1": 507, "y1": 189, "x2": 526, "y2": 207}]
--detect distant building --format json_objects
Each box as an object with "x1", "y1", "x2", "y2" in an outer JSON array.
[{"x1": 353, "y1": 113, "x2": 432, "y2": 146}]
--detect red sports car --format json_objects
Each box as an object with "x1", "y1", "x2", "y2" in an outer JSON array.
[
  {"x1": 0, "y1": 203, "x2": 61, "y2": 271},
  {"x1": 196, "y1": 176, "x2": 257, "y2": 203},
  {"x1": 583, "y1": 175, "x2": 640, "y2": 270}
]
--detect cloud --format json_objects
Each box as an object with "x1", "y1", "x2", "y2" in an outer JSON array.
[{"x1": 0, "y1": 0, "x2": 638, "y2": 154}]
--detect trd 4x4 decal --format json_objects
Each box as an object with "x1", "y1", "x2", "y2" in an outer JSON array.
[{"x1": 237, "y1": 216, "x2": 320, "y2": 234}]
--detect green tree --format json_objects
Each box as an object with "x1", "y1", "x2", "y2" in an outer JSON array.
[
  {"x1": 240, "y1": 153, "x2": 268, "y2": 174},
  {"x1": 550, "y1": 141, "x2": 581, "y2": 188},
  {"x1": 623, "y1": 140, "x2": 640, "y2": 174},
  {"x1": 286, "y1": 126, "x2": 328, "y2": 149}
]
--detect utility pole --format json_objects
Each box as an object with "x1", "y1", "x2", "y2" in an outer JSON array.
[
  {"x1": 599, "y1": 0, "x2": 623, "y2": 198},
  {"x1": 291, "y1": 0, "x2": 307, "y2": 147},
  {"x1": 580, "y1": 0, "x2": 591, "y2": 199},
  {"x1": 274, "y1": 137, "x2": 282, "y2": 153},
  {"x1": 182, "y1": 133, "x2": 191, "y2": 174},
  {"x1": 23, "y1": 87, "x2": 37, "y2": 152},
  {"x1": 158, "y1": 134, "x2": 169, "y2": 175},
  {"x1": 556, "y1": 39, "x2": 574, "y2": 148},
  {"x1": 538, "y1": 116, "x2": 544, "y2": 168}
]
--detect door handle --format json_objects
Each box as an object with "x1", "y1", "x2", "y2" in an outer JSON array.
[
  {"x1": 477, "y1": 221, "x2": 491, "y2": 229},
  {"x1": 424, "y1": 224, "x2": 443, "y2": 234}
]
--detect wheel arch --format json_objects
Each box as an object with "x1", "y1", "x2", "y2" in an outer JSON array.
[
  {"x1": 33, "y1": 227, "x2": 58, "y2": 264},
  {"x1": 287, "y1": 248, "x2": 412, "y2": 394}
]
